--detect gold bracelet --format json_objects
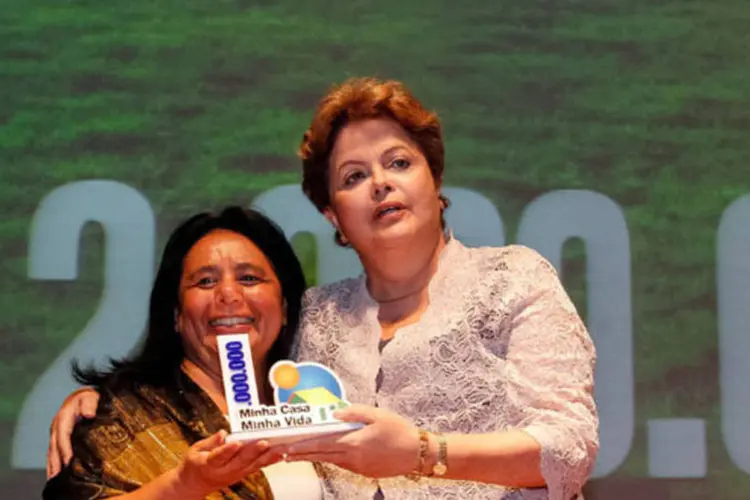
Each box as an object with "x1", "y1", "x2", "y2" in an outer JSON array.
[{"x1": 407, "y1": 428, "x2": 429, "y2": 481}]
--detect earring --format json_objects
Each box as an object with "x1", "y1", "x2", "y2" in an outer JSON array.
[
  {"x1": 335, "y1": 229, "x2": 350, "y2": 247},
  {"x1": 438, "y1": 193, "x2": 450, "y2": 210}
]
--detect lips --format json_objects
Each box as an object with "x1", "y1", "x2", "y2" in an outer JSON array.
[
  {"x1": 373, "y1": 202, "x2": 406, "y2": 220},
  {"x1": 209, "y1": 316, "x2": 255, "y2": 333},
  {"x1": 209, "y1": 316, "x2": 254, "y2": 327}
]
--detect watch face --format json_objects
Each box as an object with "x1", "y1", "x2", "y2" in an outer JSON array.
[{"x1": 433, "y1": 463, "x2": 447, "y2": 476}]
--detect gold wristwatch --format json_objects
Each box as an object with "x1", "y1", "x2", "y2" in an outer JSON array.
[{"x1": 432, "y1": 432, "x2": 448, "y2": 476}]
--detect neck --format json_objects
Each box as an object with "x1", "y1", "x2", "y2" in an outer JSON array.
[
  {"x1": 182, "y1": 358, "x2": 228, "y2": 413},
  {"x1": 362, "y1": 230, "x2": 446, "y2": 305}
]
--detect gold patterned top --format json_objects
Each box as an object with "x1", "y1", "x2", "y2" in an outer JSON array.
[{"x1": 43, "y1": 369, "x2": 274, "y2": 499}]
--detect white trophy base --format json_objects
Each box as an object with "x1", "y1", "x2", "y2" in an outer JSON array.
[{"x1": 226, "y1": 421, "x2": 363, "y2": 445}]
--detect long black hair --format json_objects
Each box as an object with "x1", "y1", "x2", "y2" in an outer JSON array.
[{"x1": 74, "y1": 206, "x2": 307, "y2": 389}]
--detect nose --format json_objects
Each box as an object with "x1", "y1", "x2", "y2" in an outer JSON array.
[
  {"x1": 370, "y1": 166, "x2": 393, "y2": 201},
  {"x1": 216, "y1": 281, "x2": 242, "y2": 306}
]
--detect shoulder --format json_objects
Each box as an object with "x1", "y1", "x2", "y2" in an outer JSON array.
[
  {"x1": 449, "y1": 242, "x2": 567, "y2": 313},
  {"x1": 455, "y1": 241, "x2": 556, "y2": 278},
  {"x1": 302, "y1": 277, "x2": 362, "y2": 311},
  {"x1": 45, "y1": 381, "x2": 166, "y2": 497},
  {"x1": 72, "y1": 377, "x2": 171, "y2": 459},
  {"x1": 72, "y1": 382, "x2": 140, "y2": 446},
  {"x1": 294, "y1": 278, "x2": 366, "y2": 361},
  {"x1": 63, "y1": 400, "x2": 133, "y2": 473}
]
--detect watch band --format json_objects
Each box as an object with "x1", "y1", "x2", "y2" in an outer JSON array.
[{"x1": 432, "y1": 432, "x2": 448, "y2": 476}]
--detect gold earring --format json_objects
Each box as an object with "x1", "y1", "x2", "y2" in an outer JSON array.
[{"x1": 335, "y1": 230, "x2": 350, "y2": 246}]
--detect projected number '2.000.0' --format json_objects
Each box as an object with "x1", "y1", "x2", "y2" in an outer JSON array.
[{"x1": 13, "y1": 180, "x2": 750, "y2": 479}]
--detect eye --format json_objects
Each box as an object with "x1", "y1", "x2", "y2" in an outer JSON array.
[
  {"x1": 196, "y1": 277, "x2": 216, "y2": 288},
  {"x1": 343, "y1": 170, "x2": 366, "y2": 187},
  {"x1": 239, "y1": 274, "x2": 261, "y2": 285},
  {"x1": 390, "y1": 158, "x2": 410, "y2": 169}
]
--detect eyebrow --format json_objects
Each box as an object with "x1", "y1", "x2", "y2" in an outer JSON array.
[
  {"x1": 185, "y1": 262, "x2": 267, "y2": 281},
  {"x1": 335, "y1": 145, "x2": 412, "y2": 173},
  {"x1": 335, "y1": 158, "x2": 368, "y2": 174},
  {"x1": 380, "y1": 145, "x2": 411, "y2": 161}
]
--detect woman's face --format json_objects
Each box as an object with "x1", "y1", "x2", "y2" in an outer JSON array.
[
  {"x1": 176, "y1": 229, "x2": 285, "y2": 375},
  {"x1": 325, "y1": 118, "x2": 442, "y2": 250}
]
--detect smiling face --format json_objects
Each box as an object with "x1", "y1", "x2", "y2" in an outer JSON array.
[
  {"x1": 324, "y1": 118, "x2": 443, "y2": 251},
  {"x1": 176, "y1": 229, "x2": 285, "y2": 377}
]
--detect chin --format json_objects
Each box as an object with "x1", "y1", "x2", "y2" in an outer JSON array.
[{"x1": 373, "y1": 221, "x2": 422, "y2": 242}]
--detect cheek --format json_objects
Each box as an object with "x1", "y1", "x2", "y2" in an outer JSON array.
[
  {"x1": 177, "y1": 294, "x2": 216, "y2": 350},
  {"x1": 179, "y1": 294, "x2": 210, "y2": 327},
  {"x1": 410, "y1": 174, "x2": 441, "y2": 211},
  {"x1": 246, "y1": 289, "x2": 284, "y2": 327},
  {"x1": 335, "y1": 190, "x2": 371, "y2": 225}
]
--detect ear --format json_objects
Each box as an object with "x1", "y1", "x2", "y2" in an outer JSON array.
[
  {"x1": 282, "y1": 299, "x2": 288, "y2": 326},
  {"x1": 432, "y1": 172, "x2": 443, "y2": 190},
  {"x1": 323, "y1": 207, "x2": 341, "y2": 233}
]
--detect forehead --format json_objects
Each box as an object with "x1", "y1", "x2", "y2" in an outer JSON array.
[
  {"x1": 330, "y1": 118, "x2": 419, "y2": 163},
  {"x1": 183, "y1": 229, "x2": 272, "y2": 271}
]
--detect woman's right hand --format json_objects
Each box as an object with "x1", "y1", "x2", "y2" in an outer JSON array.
[
  {"x1": 174, "y1": 431, "x2": 280, "y2": 498},
  {"x1": 47, "y1": 387, "x2": 100, "y2": 478}
]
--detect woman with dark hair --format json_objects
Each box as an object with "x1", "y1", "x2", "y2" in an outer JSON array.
[{"x1": 43, "y1": 206, "x2": 316, "y2": 499}]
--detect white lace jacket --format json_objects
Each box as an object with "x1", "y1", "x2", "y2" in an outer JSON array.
[{"x1": 294, "y1": 238, "x2": 598, "y2": 500}]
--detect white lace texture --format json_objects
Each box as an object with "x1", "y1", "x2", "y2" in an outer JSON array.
[{"x1": 293, "y1": 239, "x2": 599, "y2": 500}]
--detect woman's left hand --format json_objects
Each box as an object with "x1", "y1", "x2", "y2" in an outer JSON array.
[{"x1": 277, "y1": 404, "x2": 420, "y2": 478}]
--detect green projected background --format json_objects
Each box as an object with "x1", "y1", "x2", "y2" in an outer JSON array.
[{"x1": 2, "y1": 1, "x2": 750, "y2": 497}]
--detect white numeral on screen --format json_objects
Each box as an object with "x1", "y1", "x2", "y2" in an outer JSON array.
[
  {"x1": 517, "y1": 190, "x2": 634, "y2": 477},
  {"x1": 11, "y1": 180, "x2": 155, "y2": 469},
  {"x1": 717, "y1": 194, "x2": 750, "y2": 474}
]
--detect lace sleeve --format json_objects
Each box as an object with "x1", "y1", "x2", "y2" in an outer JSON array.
[{"x1": 500, "y1": 246, "x2": 599, "y2": 500}]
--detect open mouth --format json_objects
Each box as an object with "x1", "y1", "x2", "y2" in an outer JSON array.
[
  {"x1": 209, "y1": 316, "x2": 255, "y2": 331},
  {"x1": 374, "y1": 203, "x2": 406, "y2": 219}
]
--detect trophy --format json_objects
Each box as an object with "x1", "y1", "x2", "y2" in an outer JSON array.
[{"x1": 217, "y1": 334, "x2": 362, "y2": 444}]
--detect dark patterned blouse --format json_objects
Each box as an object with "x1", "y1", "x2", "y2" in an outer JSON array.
[{"x1": 43, "y1": 369, "x2": 273, "y2": 499}]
